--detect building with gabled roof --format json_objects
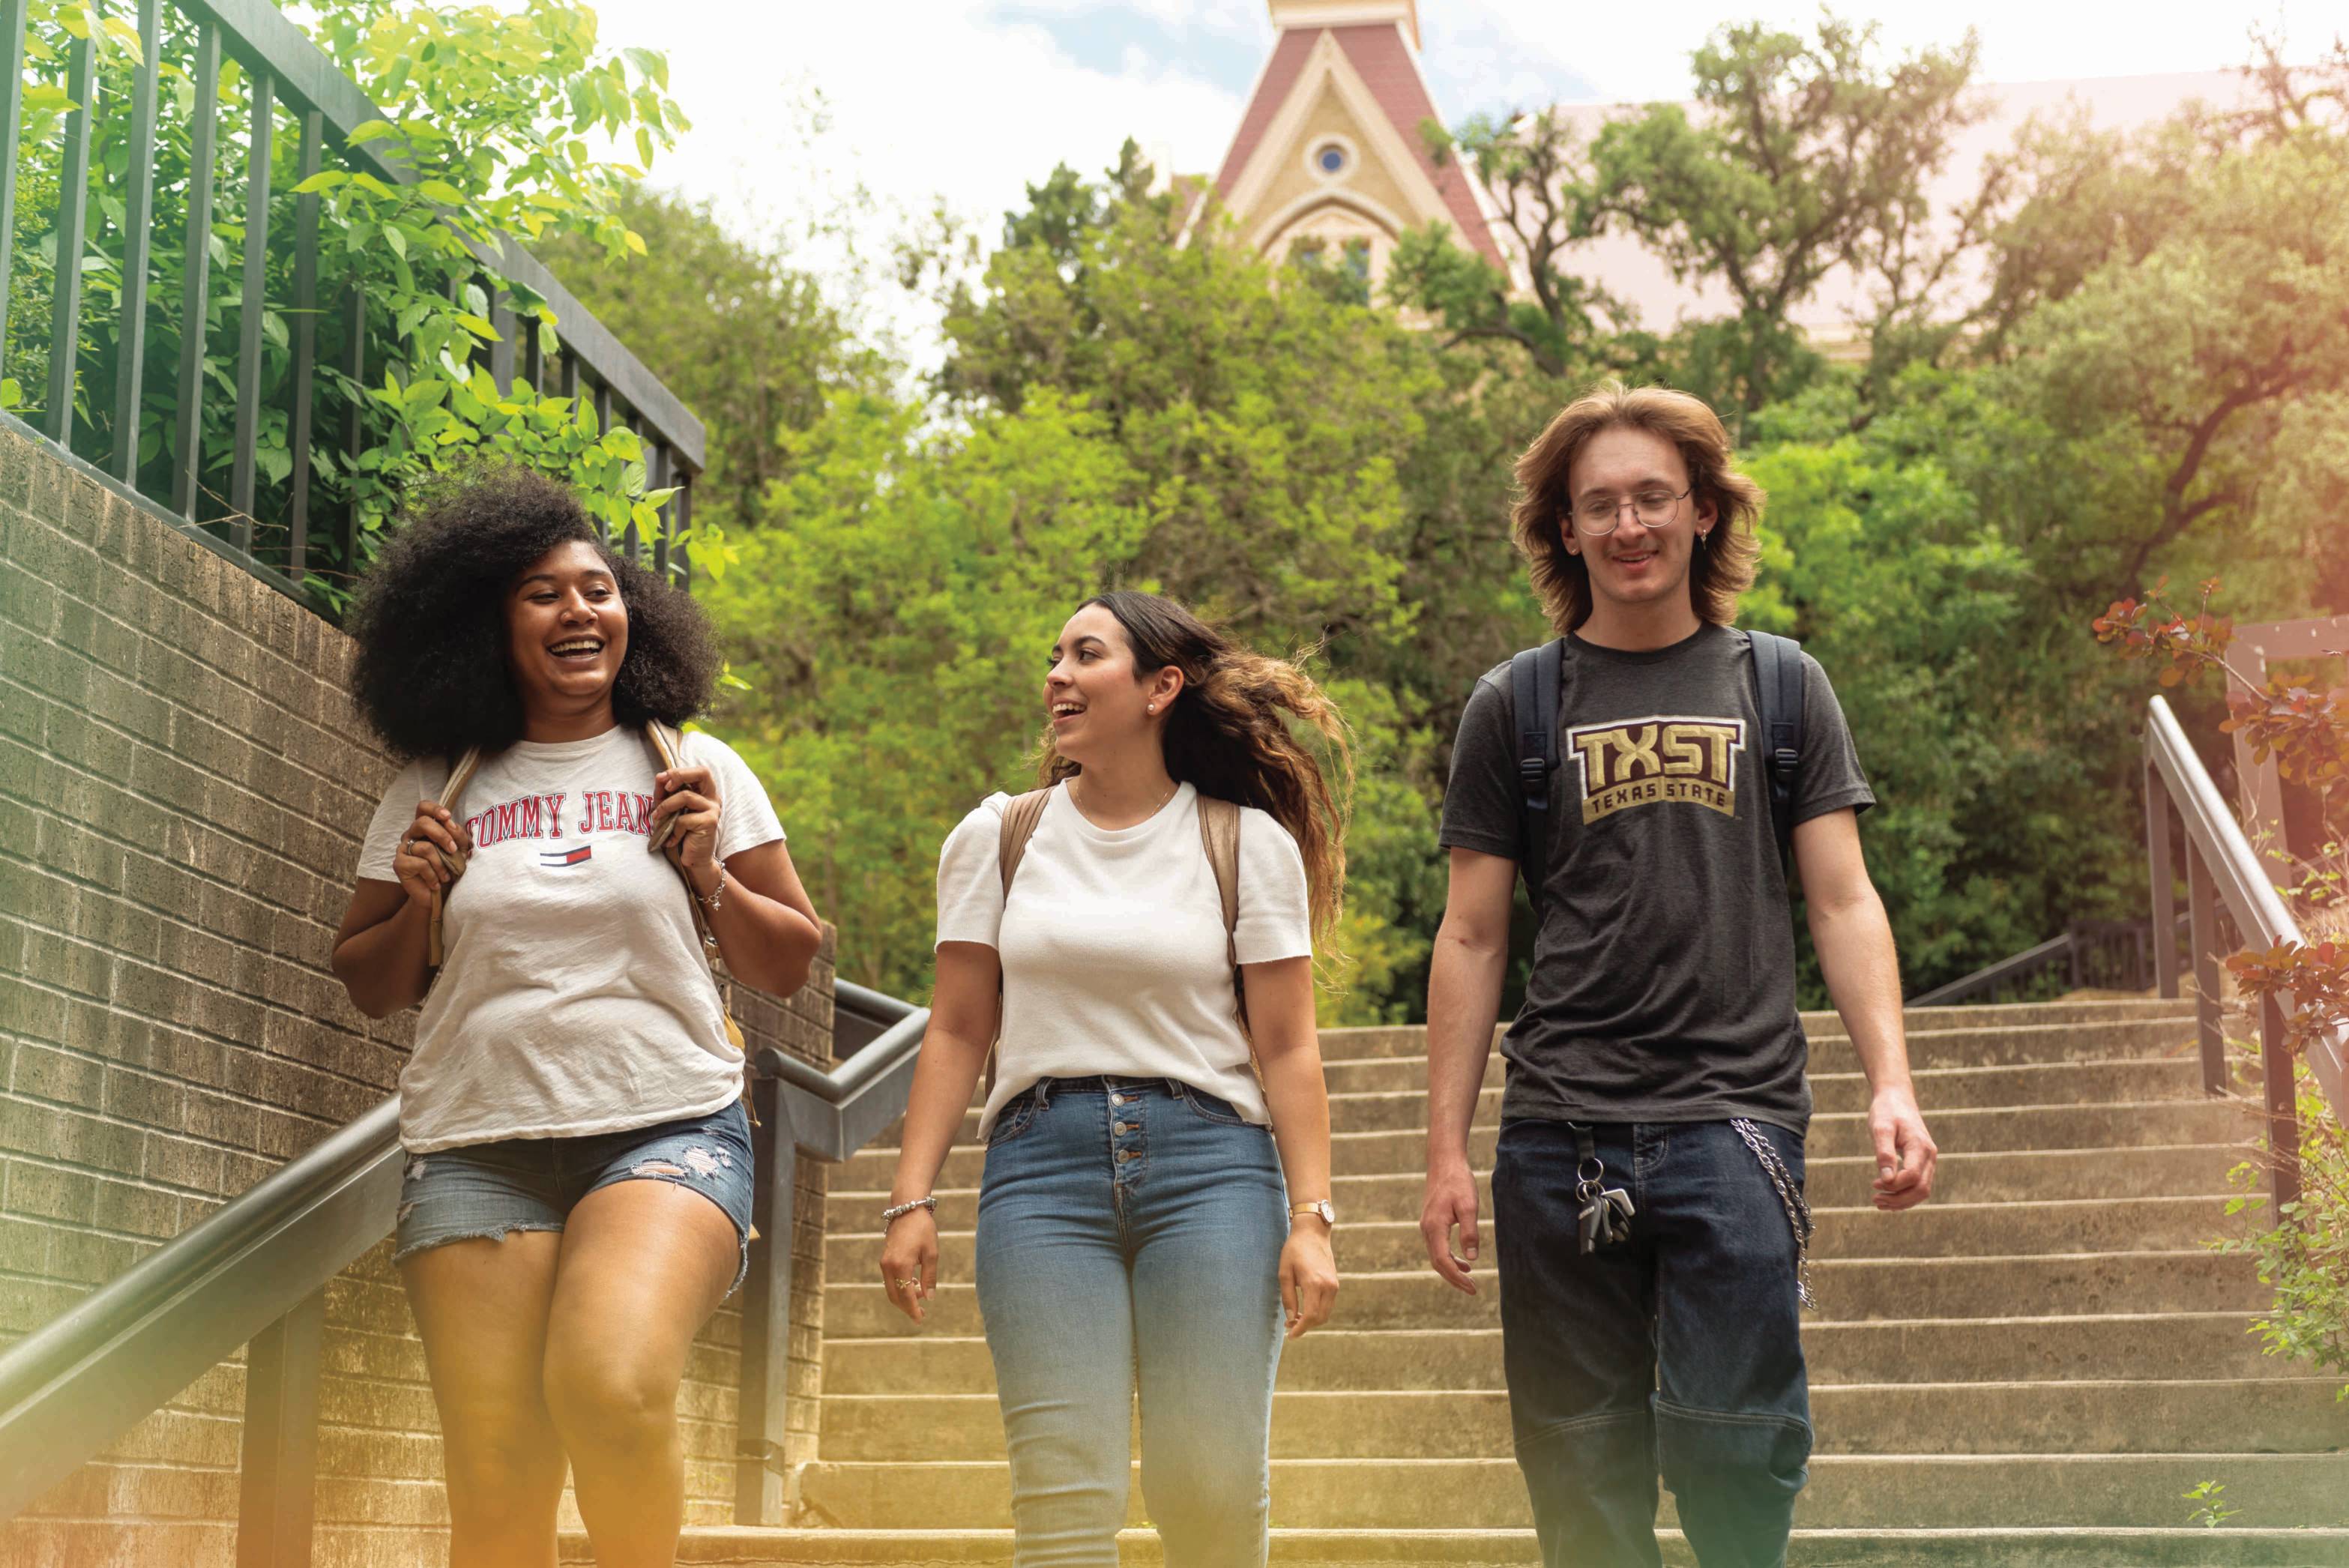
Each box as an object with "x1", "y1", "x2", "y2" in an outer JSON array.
[{"x1": 1204, "y1": 0, "x2": 1503, "y2": 295}]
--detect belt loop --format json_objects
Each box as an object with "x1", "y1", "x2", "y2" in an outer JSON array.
[{"x1": 1037, "y1": 1076, "x2": 1052, "y2": 1110}]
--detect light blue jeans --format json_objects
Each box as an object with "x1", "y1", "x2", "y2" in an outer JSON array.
[{"x1": 975, "y1": 1073, "x2": 1289, "y2": 1567}]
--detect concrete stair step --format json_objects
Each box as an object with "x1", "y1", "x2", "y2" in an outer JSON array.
[
  {"x1": 824, "y1": 1251, "x2": 2268, "y2": 1337},
  {"x1": 830, "y1": 1145, "x2": 2246, "y2": 1231},
  {"x1": 867, "y1": 1061, "x2": 2217, "y2": 1150},
  {"x1": 836, "y1": 1103, "x2": 2247, "y2": 1191},
  {"x1": 823, "y1": 1315, "x2": 2300, "y2": 1396},
  {"x1": 591, "y1": 1525, "x2": 2349, "y2": 1567},
  {"x1": 1806, "y1": 1000, "x2": 2199, "y2": 1033},
  {"x1": 1314, "y1": 1011, "x2": 2195, "y2": 1067},
  {"x1": 1313, "y1": 1055, "x2": 2207, "y2": 1109},
  {"x1": 794, "y1": 1453, "x2": 2349, "y2": 1531},
  {"x1": 828, "y1": 1195, "x2": 2242, "y2": 1280},
  {"x1": 816, "y1": 1379, "x2": 2349, "y2": 1462}
]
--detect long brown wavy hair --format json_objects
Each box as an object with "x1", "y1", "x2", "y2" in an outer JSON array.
[
  {"x1": 1038, "y1": 591, "x2": 1351, "y2": 968},
  {"x1": 1511, "y1": 381, "x2": 1768, "y2": 635}
]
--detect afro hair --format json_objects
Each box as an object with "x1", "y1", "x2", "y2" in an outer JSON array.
[{"x1": 346, "y1": 463, "x2": 723, "y2": 760}]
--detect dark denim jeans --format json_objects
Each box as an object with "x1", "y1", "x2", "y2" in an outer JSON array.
[{"x1": 1492, "y1": 1118, "x2": 1812, "y2": 1568}]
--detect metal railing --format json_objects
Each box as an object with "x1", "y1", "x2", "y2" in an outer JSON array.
[
  {"x1": 1, "y1": 0, "x2": 705, "y2": 610},
  {"x1": 0, "y1": 986, "x2": 931, "y2": 1555},
  {"x1": 1911, "y1": 915, "x2": 2192, "y2": 1007},
  {"x1": 2144, "y1": 693, "x2": 2348, "y2": 1211}
]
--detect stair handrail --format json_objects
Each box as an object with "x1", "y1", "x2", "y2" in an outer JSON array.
[
  {"x1": 2143, "y1": 693, "x2": 2347, "y2": 1210},
  {"x1": 0, "y1": 1097, "x2": 402, "y2": 1524},
  {"x1": 1911, "y1": 914, "x2": 2192, "y2": 1007},
  {"x1": 732, "y1": 978, "x2": 930, "y2": 1523},
  {"x1": 0, "y1": 982, "x2": 931, "y2": 1552}
]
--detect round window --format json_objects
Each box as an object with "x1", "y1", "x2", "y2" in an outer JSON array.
[{"x1": 1315, "y1": 143, "x2": 1347, "y2": 175}]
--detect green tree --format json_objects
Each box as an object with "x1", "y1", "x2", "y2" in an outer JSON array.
[
  {"x1": 1402, "y1": 13, "x2": 1989, "y2": 416},
  {"x1": 1985, "y1": 118, "x2": 2349, "y2": 602},
  {"x1": 9, "y1": 0, "x2": 687, "y2": 602},
  {"x1": 537, "y1": 183, "x2": 887, "y2": 534}
]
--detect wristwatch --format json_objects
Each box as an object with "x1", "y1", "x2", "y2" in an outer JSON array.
[{"x1": 1290, "y1": 1199, "x2": 1336, "y2": 1227}]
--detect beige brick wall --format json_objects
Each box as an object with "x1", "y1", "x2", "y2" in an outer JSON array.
[{"x1": 0, "y1": 417, "x2": 834, "y2": 1563}]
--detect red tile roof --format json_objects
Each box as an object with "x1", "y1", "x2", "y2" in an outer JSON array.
[
  {"x1": 1214, "y1": 22, "x2": 1503, "y2": 270},
  {"x1": 1215, "y1": 27, "x2": 1317, "y2": 195},
  {"x1": 1332, "y1": 24, "x2": 1501, "y2": 267}
]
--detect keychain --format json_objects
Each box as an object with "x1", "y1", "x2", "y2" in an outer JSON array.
[{"x1": 1570, "y1": 1124, "x2": 1635, "y2": 1254}]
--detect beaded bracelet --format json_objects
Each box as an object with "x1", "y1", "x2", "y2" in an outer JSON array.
[{"x1": 880, "y1": 1195, "x2": 937, "y2": 1224}]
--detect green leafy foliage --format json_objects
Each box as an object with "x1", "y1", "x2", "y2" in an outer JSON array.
[{"x1": 6, "y1": 0, "x2": 696, "y2": 606}]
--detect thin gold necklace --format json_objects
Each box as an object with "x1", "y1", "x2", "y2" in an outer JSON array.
[{"x1": 1070, "y1": 773, "x2": 1177, "y2": 824}]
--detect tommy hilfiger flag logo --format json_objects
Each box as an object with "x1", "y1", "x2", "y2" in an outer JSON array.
[{"x1": 540, "y1": 845, "x2": 593, "y2": 869}]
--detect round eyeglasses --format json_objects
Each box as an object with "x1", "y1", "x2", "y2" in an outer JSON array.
[{"x1": 1569, "y1": 486, "x2": 1691, "y2": 536}]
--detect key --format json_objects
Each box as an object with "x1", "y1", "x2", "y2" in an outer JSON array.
[{"x1": 1602, "y1": 1186, "x2": 1635, "y2": 1244}]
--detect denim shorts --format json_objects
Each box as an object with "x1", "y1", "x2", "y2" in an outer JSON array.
[{"x1": 392, "y1": 1099, "x2": 756, "y2": 1294}]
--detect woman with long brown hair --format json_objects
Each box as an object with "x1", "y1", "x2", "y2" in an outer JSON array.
[{"x1": 881, "y1": 590, "x2": 1350, "y2": 1566}]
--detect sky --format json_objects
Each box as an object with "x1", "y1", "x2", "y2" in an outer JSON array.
[{"x1": 573, "y1": 0, "x2": 2329, "y2": 362}]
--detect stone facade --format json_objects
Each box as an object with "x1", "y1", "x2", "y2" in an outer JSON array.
[{"x1": 0, "y1": 414, "x2": 833, "y2": 1564}]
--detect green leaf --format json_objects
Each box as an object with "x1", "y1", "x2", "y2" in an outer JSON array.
[
  {"x1": 622, "y1": 459, "x2": 648, "y2": 496},
  {"x1": 0, "y1": 379, "x2": 20, "y2": 408},
  {"x1": 575, "y1": 396, "x2": 597, "y2": 437},
  {"x1": 623, "y1": 229, "x2": 647, "y2": 258},
  {"x1": 454, "y1": 313, "x2": 502, "y2": 341},
  {"x1": 346, "y1": 119, "x2": 401, "y2": 146},
  {"x1": 635, "y1": 126, "x2": 654, "y2": 171},
  {"x1": 292, "y1": 170, "x2": 349, "y2": 195},
  {"x1": 623, "y1": 46, "x2": 670, "y2": 91},
  {"x1": 383, "y1": 224, "x2": 407, "y2": 259},
  {"x1": 418, "y1": 178, "x2": 466, "y2": 206},
  {"x1": 352, "y1": 172, "x2": 399, "y2": 200}
]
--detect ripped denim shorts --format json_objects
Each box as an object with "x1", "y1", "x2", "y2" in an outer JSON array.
[{"x1": 392, "y1": 1099, "x2": 755, "y2": 1295}]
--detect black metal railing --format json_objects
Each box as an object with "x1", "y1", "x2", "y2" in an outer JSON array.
[
  {"x1": 2144, "y1": 693, "x2": 2348, "y2": 1212},
  {"x1": 1911, "y1": 914, "x2": 2196, "y2": 1008},
  {"x1": 0, "y1": 987, "x2": 931, "y2": 1553},
  {"x1": 1, "y1": 0, "x2": 704, "y2": 611}
]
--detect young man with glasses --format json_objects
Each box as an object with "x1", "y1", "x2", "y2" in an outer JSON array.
[{"x1": 1420, "y1": 382, "x2": 1936, "y2": 1567}]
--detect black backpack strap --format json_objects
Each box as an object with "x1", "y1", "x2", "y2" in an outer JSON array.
[
  {"x1": 1510, "y1": 639, "x2": 1565, "y2": 916},
  {"x1": 1747, "y1": 630, "x2": 1805, "y2": 866}
]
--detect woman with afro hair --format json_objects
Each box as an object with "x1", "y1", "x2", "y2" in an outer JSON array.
[{"x1": 330, "y1": 464, "x2": 821, "y2": 1567}]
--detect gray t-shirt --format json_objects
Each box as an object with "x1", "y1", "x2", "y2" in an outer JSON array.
[{"x1": 1438, "y1": 623, "x2": 1875, "y2": 1134}]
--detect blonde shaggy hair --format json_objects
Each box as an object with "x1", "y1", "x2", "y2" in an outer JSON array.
[{"x1": 1510, "y1": 381, "x2": 1767, "y2": 636}]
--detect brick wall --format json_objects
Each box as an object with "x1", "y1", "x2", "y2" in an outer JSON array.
[{"x1": 0, "y1": 416, "x2": 834, "y2": 1564}]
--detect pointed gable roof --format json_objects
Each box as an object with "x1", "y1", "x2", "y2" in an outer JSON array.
[
  {"x1": 1213, "y1": 19, "x2": 1503, "y2": 270},
  {"x1": 1326, "y1": 25, "x2": 1500, "y2": 268}
]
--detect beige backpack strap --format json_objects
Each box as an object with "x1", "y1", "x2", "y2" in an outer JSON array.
[
  {"x1": 645, "y1": 723, "x2": 756, "y2": 1126},
  {"x1": 997, "y1": 787, "x2": 1054, "y2": 895},
  {"x1": 986, "y1": 786, "x2": 1055, "y2": 1099},
  {"x1": 1196, "y1": 794, "x2": 1252, "y2": 1044},
  {"x1": 425, "y1": 745, "x2": 483, "y2": 971}
]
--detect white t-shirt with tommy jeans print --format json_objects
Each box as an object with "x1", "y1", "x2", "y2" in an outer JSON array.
[
  {"x1": 935, "y1": 782, "x2": 1313, "y2": 1140},
  {"x1": 358, "y1": 724, "x2": 785, "y2": 1154}
]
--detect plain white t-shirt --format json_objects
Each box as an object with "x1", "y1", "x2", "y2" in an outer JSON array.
[
  {"x1": 935, "y1": 782, "x2": 1312, "y2": 1139},
  {"x1": 358, "y1": 724, "x2": 785, "y2": 1152}
]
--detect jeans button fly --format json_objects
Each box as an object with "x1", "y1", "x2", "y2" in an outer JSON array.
[{"x1": 1109, "y1": 1094, "x2": 1127, "y2": 1106}]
